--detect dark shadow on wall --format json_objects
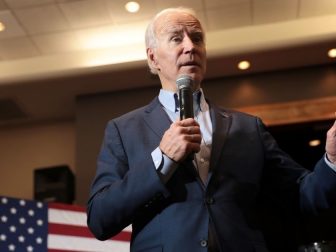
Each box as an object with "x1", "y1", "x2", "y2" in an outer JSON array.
[{"x1": 262, "y1": 119, "x2": 336, "y2": 252}]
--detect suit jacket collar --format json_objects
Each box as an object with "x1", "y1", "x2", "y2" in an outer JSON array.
[
  {"x1": 143, "y1": 97, "x2": 172, "y2": 139},
  {"x1": 208, "y1": 102, "x2": 231, "y2": 174},
  {"x1": 142, "y1": 97, "x2": 231, "y2": 145}
]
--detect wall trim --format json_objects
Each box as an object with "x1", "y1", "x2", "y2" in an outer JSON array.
[{"x1": 238, "y1": 96, "x2": 336, "y2": 126}]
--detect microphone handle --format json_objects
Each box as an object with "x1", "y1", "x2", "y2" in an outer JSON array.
[
  {"x1": 179, "y1": 86, "x2": 195, "y2": 161},
  {"x1": 179, "y1": 87, "x2": 194, "y2": 120}
]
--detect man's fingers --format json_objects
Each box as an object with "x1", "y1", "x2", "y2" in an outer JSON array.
[
  {"x1": 189, "y1": 134, "x2": 202, "y2": 143},
  {"x1": 178, "y1": 118, "x2": 199, "y2": 127},
  {"x1": 183, "y1": 126, "x2": 200, "y2": 135}
]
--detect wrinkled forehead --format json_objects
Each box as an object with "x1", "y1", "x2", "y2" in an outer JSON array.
[{"x1": 154, "y1": 12, "x2": 204, "y2": 36}]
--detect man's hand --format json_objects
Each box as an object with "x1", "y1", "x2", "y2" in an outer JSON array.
[
  {"x1": 326, "y1": 118, "x2": 336, "y2": 163},
  {"x1": 160, "y1": 118, "x2": 201, "y2": 162}
]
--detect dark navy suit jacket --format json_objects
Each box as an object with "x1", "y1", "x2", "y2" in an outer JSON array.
[{"x1": 87, "y1": 97, "x2": 336, "y2": 252}]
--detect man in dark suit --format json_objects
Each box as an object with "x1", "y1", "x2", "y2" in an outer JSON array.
[{"x1": 87, "y1": 7, "x2": 336, "y2": 252}]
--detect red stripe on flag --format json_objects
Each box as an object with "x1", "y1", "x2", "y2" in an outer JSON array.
[
  {"x1": 112, "y1": 231, "x2": 132, "y2": 242},
  {"x1": 49, "y1": 223, "x2": 132, "y2": 242},
  {"x1": 48, "y1": 202, "x2": 85, "y2": 213},
  {"x1": 49, "y1": 223, "x2": 94, "y2": 238},
  {"x1": 48, "y1": 249, "x2": 83, "y2": 252}
]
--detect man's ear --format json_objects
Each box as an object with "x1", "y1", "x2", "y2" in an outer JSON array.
[{"x1": 146, "y1": 48, "x2": 159, "y2": 70}]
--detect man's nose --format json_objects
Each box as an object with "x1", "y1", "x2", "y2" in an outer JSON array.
[{"x1": 182, "y1": 35, "x2": 195, "y2": 53}]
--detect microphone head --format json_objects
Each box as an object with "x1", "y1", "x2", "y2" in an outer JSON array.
[{"x1": 176, "y1": 75, "x2": 194, "y2": 90}]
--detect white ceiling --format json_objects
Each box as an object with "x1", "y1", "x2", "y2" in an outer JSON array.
[{"x1": 0, "y1": 0, "x2": 336, "y2": 126}]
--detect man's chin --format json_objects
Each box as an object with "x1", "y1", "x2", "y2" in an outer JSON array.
[
  {"x1": 179, "y1": 69, "x2": 203, "y2": 78},
  {"x1": 184, "y1": 73, "x2": 203, "y2": 85}
]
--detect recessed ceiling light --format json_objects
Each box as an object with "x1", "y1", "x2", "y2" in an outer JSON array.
[
  {"x1": 328, "y1": 48, "x2": 336, "y2": 58},
  {"x1": 238, "y1": 60, "x2": 250, "y2": 70},
  {"x1": 309, "y1": 139, "x2": 321, "y2": 147},
  {"x1": 0, "y1": 22, "x2": 5, "y2": 32},
  {"x1": 125, "y1": 1, "x2": 140, "y2": 13}
]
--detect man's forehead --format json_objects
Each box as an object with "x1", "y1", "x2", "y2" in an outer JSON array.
[{"x1": 155, "y1": 12, "x2": 203, "y2": 34}]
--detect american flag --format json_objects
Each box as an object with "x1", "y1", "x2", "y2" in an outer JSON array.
[{"x1": 0, "y1": 196, "x2": 131, "y2": 252}]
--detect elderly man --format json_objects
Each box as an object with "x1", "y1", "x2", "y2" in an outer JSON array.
[{"x1": 87, "y1": 7, "x2": 336, "y2": 252}]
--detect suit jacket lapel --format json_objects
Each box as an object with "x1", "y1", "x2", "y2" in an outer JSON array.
[
  {"x1": 209, "y1": 103, "x2": 231, "y2": 173},
  {"x1": 143, "y1": 97, "x2": 172, "y2": 139},
  {"x1": 143, "y1": 97, "x2": 200, "y2": 184}
]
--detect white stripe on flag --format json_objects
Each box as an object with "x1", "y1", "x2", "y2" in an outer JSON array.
[
  {"x1": 49, "y1": 207, "x2": 133, "y2": 231},
  {"x1": 48, "y1": 234, "x2": 130, "y2": 252},
  {"x1": 49, "y1": 208, "x2": 86, "y2": 226}
]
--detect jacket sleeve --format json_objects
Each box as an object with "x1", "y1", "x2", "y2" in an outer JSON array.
[
  {"x1": 300, "y1": 158, "x2": 336, "y2": 215},
  {"x1": 86, "y1": 120, "x2": 170, "y2": 240},
  {"x1": 257, "y1": 117, "x2": 336, "y2": 215}
]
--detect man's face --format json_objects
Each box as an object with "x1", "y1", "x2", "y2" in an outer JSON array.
[{"x1": 148, "y1": 12, "x2": 207, "y2": 91}]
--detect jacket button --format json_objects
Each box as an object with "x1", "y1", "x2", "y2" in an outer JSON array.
[
  {"x1": 205, "y1": 197, "x2": 214, "y2": 205},
  {"x1": 200, "y1": 239, "x2": 208, "y2": 247}
]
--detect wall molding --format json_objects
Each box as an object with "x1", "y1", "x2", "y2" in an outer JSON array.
[{"x1": 238, "y1": 96, "x2": 336, "y2": 126}]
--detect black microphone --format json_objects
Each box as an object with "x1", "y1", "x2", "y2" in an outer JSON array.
[
  {"x1": 176, "y1": 75, "x2": 194, "y2": 120},
  {"x1": 176, "y1": 75, "x2": 195, "y2": 162}
]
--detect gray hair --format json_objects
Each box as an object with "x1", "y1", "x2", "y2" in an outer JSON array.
[{"x1": 145, "y1": 7, "x2": 201, "y2": 74}]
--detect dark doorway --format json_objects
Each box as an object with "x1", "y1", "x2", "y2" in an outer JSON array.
[
  {"x1": 267, "y1": 119, "x2": 336, "y2": 250},
  {"x1": 268, "y1": 119, "x2": 333, "y2": 170}
]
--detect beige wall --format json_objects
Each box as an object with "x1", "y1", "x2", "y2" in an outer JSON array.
[{"x1": 0, "y1": 120, "x2": 75, "y2": 201}]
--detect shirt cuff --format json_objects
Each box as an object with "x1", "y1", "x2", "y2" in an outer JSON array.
[
  {"x1": 324, "y1": 153, "x2": 336, "y2": 173},
  {"x1": 151, "y1": 147, "x2": 178, "y2": 183}
]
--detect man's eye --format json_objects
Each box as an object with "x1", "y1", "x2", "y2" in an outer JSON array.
[
  {"x1": 192, "y1": 35, "x2": 204, "y2": 44},
  {"x1": 171, "y1": 36, "x2": 182, "y2": 42}
]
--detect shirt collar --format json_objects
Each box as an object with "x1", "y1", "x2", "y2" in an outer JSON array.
[{"x1": 158, "y1": 88, "x2": 208, "y2": 115}]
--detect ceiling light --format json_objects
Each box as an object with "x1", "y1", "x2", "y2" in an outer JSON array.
[
  {"x1": 328, "y1": 48, "x2": 336, "y2": 58},
  {"x1": 309, "y1": 139, "x2": 321, "y2": 147},
  {"x1": 238, "y1": 60, "x2": 251, "y2": 70},
  {"x1": 0, "y1": 22, "x2": 5, "y2": 32},
  {"x1": 125, "y1": 1, "x2": 140, "y2": 13}
]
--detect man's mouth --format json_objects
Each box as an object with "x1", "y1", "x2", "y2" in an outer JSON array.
[{"x1": 180, "y1": 61, "x2": 200, "y2": 67}]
